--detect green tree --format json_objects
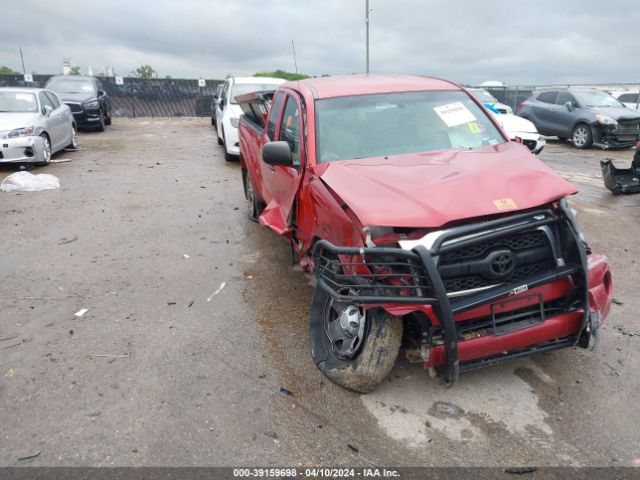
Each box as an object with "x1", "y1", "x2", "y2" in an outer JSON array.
[
  {"x1": 0, "y1": 66, "x2": 16, "y2": 75},
  {"x1": 254, "y1": 69, "x2": 310, "y2": 81},
  {"x1": 134, "y1": 65, "x2": 157, "y2": 78},
  {"x1": 69, "y1": 66, "x2": 82, "y2": 75}
]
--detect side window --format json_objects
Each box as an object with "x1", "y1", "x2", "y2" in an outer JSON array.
[
  {"x1": 278, "y1": 95, "x2": 301, "y2": 167},
  {"x1": 556, "y1": 91, "x2": 577, "y2": 107},
  {"x1": 619, "y1": 93, "x2": 638, "y2": 103},
  {"x1": 44, "y1": 91, "x2": 61, "y2": 109},
  {"x1": 267, "y1": 91, "x2": 285, "y2": 140},
  {"x1": 38, "y1": 92, "x2": 54, "y2": 114},
  {"x1": 537, "y1": 91, "x2": 557, "y2": 104}
]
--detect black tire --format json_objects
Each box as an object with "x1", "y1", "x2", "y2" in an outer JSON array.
[
  {"x1": 211, "y1": 116, "x2": 215, "y2": 126},
  {"x1": 38, "y1": 133, "x2": 51, "y2": 166},
  {"x1": 572, "y1": 124, "x2": 592, "y2": 149},
  {"x1": 66, "y1": 125, "x2": 78, "y2": 150},
  {"x1": 309, "y1": 286, "x2": 402, "y2": 393},
  {"x1": 243, "y1": 170, "x2": 261, "y2": 222},
  {"x1": 104, "y1": 110, "x2": 112, "y2": 126},
  {"x1": 95, "y1": 110, "x2": 105, "y2": 132},
  {"x1": 217, "y1": 130, "x2": 223, "y2": 146}
]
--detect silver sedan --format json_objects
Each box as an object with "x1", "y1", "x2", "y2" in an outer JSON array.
[{"x1": 0, "y1": 87, "x2": 77, "y2": 166}]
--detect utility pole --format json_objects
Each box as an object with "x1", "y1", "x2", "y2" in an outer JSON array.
[
  {"x1": 19, "y1": 45, "x2": 26, "y2": 74},
  {"x1": 365, "y1": 0, "x2": 370, "y2": 74}
]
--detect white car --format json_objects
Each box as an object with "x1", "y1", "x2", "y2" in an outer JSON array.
[
  {"x1": 610, "y1": 90, "x2": 640, "y2": 110},
  {"x1": 493, "y1": 112, "x2": 545, "y2": 155},
  {"x1": 0, "y1": 87, "x2": 77, "y2": 166},
  {"x1": 468, "y1": 88, "x2": 513, "y2": 114},
  {"x1": 215, "y1": 76, "x2": 285, "y2": 161}
]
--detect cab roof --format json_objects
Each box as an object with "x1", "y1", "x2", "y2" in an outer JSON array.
[{"x1": 283, "y1": 74, "x2": 461, "y2": 99}]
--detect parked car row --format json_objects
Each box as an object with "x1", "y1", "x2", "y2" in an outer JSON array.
[
  {"x1": 231, "y1": 74, "x2": 612, "y2": 393},
  {"x1": 0, "y1": 87, "x2": 77, "y2": 165},
  {"x1": 0, "y1": 76, "x2": 113, "y2": 166}
]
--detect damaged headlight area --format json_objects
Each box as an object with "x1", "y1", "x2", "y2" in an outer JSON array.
[
  {"x1": 0, "y1": 126, "x2": 35, "y2": 139},
  {"x1": 595, "y1": 114, "x2": 618, "y2": 126},
  {"x1": 82, "y1": 100, "x2": 99, "y2": 109}
]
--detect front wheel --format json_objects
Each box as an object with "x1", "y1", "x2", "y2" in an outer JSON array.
[
  {"x1": 572, "y1": 124, "x2": 592, "y2": 149},
  {"x1": 38, "y1": 134, "x2": 51, "y2": 166},
  {"x1": 309, "y1": 286, "x2": 402, "y2": 393},
  {"x1": 95, "y1": 110, "x2": 105, "y2": 132},
  {"x1": 66, "y1": 125, "x2": 78, "y2": 150},
  {"x1": 243, "y1": 170, "x2": 261, "y2": 222}
]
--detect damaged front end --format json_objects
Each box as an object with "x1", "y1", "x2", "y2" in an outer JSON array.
[
  {"x1": 594, "y1": 117, "x2": 640, "y2": 149},
  {"x1": 313, "y1": 201, "x2": 612, "y2": 384}
]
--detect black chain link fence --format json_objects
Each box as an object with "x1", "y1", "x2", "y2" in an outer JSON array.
[
  {"x1": 3, "y1": 74, "x2": 638, "y2": 118},
  {"x1": 0, "y1": 74, "x2": 223, "y2": 118}
]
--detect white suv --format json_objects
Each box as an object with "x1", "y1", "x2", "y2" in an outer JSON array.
[{"x1": 215, "y1": 76, "x2": 285, "y2": 161}]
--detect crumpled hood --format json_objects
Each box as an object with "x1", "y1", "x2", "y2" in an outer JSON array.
[
  {"x1": 0, "y1": 113, "x2": 40, "y2": 132},
  {"x1": 316, "y1": 142, "x2": 577, "y2": 228}
]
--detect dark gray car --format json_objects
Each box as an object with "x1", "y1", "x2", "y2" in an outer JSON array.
[{"x1": 518, "y1": 88, "x2": 640, "y2": 149}]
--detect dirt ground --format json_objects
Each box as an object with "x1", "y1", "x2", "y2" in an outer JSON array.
[{"x1": 0, "y1": 118, "x2": 638, "y2": 467}]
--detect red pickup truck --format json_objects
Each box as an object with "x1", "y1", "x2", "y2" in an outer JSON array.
[{"x1": 237, "y1": 75, "x2": 613, "y2": 393}]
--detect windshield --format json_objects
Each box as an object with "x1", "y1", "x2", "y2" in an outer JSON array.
[
  {"x1": 316, "y1": 90, "x2": 505, "y2": 163},
  {"x1": 47, "y1": 79, "x2": 96, "y2": 94},
  {"x1": 469, "y1": 88, "x2": 497, "y2": 103},
  {"x1": 230, "y1": 83, "x2": 279, "y2": 104},
  {"x1": 0, "y1": 91, "x2": 38, "y2": 112},
  {"x1": 574, "y1": 90, "x2": 623, "y2": 108}
]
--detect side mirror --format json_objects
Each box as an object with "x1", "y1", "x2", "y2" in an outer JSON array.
[
  {"x1": 262, "y1": 141, "x2": 293, "y2": 166},
  {"x1": 564, "y1": 101, "x2": 573, "y2": 112},
  {"x1": 98, "y1": 90, "x2": 106, "y2": 97},
  {"x1": 43, "y1": 105, "x2": 53, "y2": 116}
]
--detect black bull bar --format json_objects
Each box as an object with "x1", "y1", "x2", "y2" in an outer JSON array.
[{"x1": 312, "y1": 207, "x2": 590, "y2": 384}]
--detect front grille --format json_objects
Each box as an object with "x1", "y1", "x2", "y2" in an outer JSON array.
[
  {"x1": 438, "y1": 230, "x2": 555, "y2": 294},
  {"x1": 616, "y1": 119, "x2": 640, "y2": 136},
  {"x1": 65, "y1": 102, "x2": 82, "y2": 113}
]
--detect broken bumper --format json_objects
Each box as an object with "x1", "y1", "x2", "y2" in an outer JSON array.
[
  {"x1": 0, "y1": 135, "x2": 47, "y2": 164},
  {"x1": 594, "y1": 124, "x2": 640, "y2": 149},
  {"x1": 314, "y1": 206, "x2": 612, "y2": 383},
  {"x1": 600, "y1": 159, "x2": 640, "y2": 194}
]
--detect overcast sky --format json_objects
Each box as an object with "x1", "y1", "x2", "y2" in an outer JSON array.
[{"x1": 1, "y1": 0, "x2": 638, "y2": 85}]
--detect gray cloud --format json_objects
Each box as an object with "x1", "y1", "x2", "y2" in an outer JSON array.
[{"x1": 1, "y1": 0, "x2": 639, "y2": 85}]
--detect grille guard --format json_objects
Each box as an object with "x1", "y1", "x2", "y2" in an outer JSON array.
[{"x1": 312, "y1": 206, "x2": 590, "y2": 384}]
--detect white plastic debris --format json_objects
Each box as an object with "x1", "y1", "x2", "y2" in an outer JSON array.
[
  {"x1": 74, "y1": 308, "x2": 89, "y2": 317},
  {"x1": 206, "y1": 282, "x2": 226, "y2": 302},
  {"x1": 1, "y1": 172, "x2": 60, "y2": 192}
]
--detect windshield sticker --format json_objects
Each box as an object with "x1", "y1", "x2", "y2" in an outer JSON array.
[
  {"x1": 434, "y1": 102, "x2": 477, "y2": 127},
  {"x1": 16, "y1": 94, "x2": 33, "y2": 101},
  {"x1": 467, "y1": 122, "x2": 482, "y2": 134}
]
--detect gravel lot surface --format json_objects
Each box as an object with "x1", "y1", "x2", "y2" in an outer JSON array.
[{"x1": 0, "y1": 118, "x2": 638, "y2": 467}]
